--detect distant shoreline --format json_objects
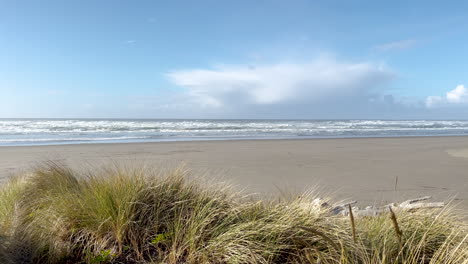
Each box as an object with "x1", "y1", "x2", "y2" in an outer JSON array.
[{"x1": 2, "y1": 134, "x2": 468, "y2": 148}]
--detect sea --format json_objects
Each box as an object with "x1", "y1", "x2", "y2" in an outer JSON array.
[{"x1": 1, "y1": 119, "x2": 468, "y2": 146}]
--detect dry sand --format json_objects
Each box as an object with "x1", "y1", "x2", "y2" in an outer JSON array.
[{"x1": 0, "y1": 136, "x2": 467, "y2": 208}]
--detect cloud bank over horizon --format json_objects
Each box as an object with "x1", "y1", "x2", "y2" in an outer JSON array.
[
  {"x1": 165, "y1": 58, "x2": 397, "y2": 115},
  {"x1": 155, "y1": 58, "x2": 468, "y2": 119}
]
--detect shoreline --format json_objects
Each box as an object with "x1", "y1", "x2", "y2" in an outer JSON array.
[
  {"x1": 1, "y1": 136, "x2": 467, "y2": 208},
  {"x1": 2, "y1": 134, "x2": 468, "y2": 148}
]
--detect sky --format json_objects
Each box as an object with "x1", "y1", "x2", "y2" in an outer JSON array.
[{"x1": 1, "y1": 0, "x2": 468, "y2": 119}]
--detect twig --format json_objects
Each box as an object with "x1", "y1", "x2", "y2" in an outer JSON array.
[
  {"x1": 400, "y1": 196, "x2": 431, "y2": 206},
  {"x1": 389, "y1": 206, "x2": 402, "y2": 245},
  {"x1": 348, "y1": 204, "x2": 356, "y2": 243}
]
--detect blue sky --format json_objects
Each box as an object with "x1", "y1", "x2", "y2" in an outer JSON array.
[{"x1": 1, "y1": 0, "x2": 468, "y2": 119}]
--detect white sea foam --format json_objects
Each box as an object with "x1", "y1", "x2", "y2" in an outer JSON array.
[{"x1": 0, "y1": 119, "x2": 467, "y2": 146}]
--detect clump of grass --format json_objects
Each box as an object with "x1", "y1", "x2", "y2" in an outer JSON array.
[
  {"x1": 0, "y1": 163, "x2": 466, "y2": 263},
  {"x1": 349, "y1": 204, "x2": 467, "y2": 263}
]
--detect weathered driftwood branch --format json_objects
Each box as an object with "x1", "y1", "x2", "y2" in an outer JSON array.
[{"x1": 322, "y1": 196, "x2": 445, "y2": 216}]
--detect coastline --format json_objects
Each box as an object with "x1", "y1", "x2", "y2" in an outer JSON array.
[
  {"x1": 1, "y1": 136, "x2": 467, "y2": 208},
  {"x1": 2, "y1": 133, "x2": 468, "y2": 148}
]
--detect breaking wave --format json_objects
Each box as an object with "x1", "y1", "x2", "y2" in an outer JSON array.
[{"x1": 1, "y1": 119, "x2": 467, "y2": 146}]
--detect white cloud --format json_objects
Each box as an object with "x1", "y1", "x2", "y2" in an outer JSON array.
[
  {"x1": 374, "y1": 39, "x2": 417, "y2": 52},
  {"x1": 425, "y1": 96, "x2": 443, "y2": 108},
  {"x1": 167, "y1": 58, "x2": 394, "y2": 109},
  {"x1": 426, "y1": 85, "x2": 468, "y2": 108},
  {"x1": 446, "y1": 84, "x2": 468, "y2": 103},
  {"x1": 125, "y1": 40, "x2": 137, "y2": 44}
]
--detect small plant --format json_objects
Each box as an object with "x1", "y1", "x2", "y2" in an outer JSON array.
[
  {"x1": 151, "y1": 232, "x2": 172, "y2": 245},
  {"x1": 90, "y1": 250, "x2": 116, "y2": 264}
]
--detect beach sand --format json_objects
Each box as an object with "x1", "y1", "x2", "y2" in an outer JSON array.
[{"x1": 0, "y1": 136, "x2": 467, "y2": 208}]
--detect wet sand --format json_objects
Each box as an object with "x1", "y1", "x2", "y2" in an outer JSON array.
[{"x1": 0, "y1": 136, "x2": 467, "y2": 207}]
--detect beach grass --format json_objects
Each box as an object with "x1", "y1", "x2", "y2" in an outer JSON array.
[{"x1": 0, "y1": 163, "x2": 466, "y2": 263}]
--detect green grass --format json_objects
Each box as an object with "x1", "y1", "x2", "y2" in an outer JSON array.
[{"x1": 0, "y1": 163, "x2": 466, "y2": 264}]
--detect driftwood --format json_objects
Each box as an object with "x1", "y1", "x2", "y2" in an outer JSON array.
[{"x1": 312, "y1": 196, "x2": 445, "y2": 217}]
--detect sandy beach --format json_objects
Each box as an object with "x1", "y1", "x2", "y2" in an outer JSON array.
[{"x1": 1, "y1": 136, "x2": 467, "y2": 208}]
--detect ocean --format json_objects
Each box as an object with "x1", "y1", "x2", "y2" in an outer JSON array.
[{"x1": 1, "y1": 119, "x2": 468, "y2": 146}]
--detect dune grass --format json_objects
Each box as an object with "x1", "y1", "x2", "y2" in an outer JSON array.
[{"x1": 0, "y1": 163, "x2": 466, "y2": 264}]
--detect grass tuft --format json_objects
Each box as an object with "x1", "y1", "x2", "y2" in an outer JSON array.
[{"x1": 0, "y1": 163, "x2": 466, "y2": 263}]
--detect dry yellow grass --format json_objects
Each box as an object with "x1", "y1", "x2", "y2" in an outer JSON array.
[{"x1": 0, "y1": 163, "x2": 466, "y2": 263}]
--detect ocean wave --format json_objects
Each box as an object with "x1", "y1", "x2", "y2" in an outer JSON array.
[
  {"x1": 1, "y1": 119, "x2": 468, "y2": 146},
  {"x1": 0, "y1": 136, "x2": 151, "y2": 143}
]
